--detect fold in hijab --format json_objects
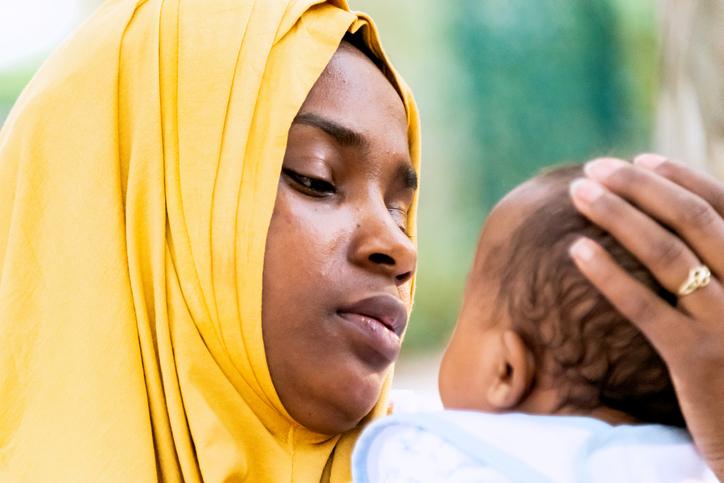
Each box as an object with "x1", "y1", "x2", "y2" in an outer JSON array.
[{"x1": 0, "y1": 0, "x2": 420, "y2": 480}]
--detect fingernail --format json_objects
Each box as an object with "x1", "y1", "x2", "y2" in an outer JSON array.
[
  {"x1": 584, "y1": 158, "x2": 628, "y2": 181},
  {"x1": 570, "y1": 178, "x2": 605, "y2": 204},
  {"x1": 633, "y1": 153, "x2": 667, "y2": 169},
  {"x1": 569, "y1": 238, "x2": 595, "y2": 263}
]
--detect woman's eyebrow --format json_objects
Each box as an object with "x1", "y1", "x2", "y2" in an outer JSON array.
[
  {"x1": 292, "y1": 112, "x2": 368, "y2": 149},
  {"x1": 293, "y1": 112, "x2": 416, "y2": 190}
]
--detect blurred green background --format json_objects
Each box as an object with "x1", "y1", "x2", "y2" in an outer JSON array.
[{"x1": 0, "y1": 1, "x2": 659, "y2": 377}]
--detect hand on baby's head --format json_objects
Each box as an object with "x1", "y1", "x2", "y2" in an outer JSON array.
[{"x1": 440, "y1": 164, "x2": 684, "y2": 427}]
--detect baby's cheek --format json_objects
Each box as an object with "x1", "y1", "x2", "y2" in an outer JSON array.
[
  {"x1": 439, "y1": 329, "x2": 489, "y2": 409},
  {"x1": 438, "y1": 346, "x2": 463, "y2": 406}
]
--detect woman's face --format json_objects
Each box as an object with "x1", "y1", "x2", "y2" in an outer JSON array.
[{"x1": 262, "y1": 43, "x2": 417, "y2": 435}]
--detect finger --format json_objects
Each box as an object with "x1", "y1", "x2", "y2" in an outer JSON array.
[
  {"x1": 634, "y1": 153, "x2": 724, "y2": 217},
  {"x1": 570, "y1": 177, "x2": 697, "y2": 290},
  {"x1": 584, "y1": 157, "x2": 724, "y2": 277},
  {"x1": 569, "y1": 177, "x2": 722, "y2": 318},
  {"x1": 568, "y1": 237, "x2": 694, "y2": 364}
]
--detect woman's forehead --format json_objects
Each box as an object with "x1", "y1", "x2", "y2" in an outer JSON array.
[
  {"x1": 304, "y1": 44, "x2": 408, "y2": 129},
  {"x1": 293, "y1": 43, "x2": 411, "y2": 165}
]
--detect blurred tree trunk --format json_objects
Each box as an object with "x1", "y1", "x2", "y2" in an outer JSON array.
[{"x1": 656, "y1": 0, "x2": 724, "y2": 179}]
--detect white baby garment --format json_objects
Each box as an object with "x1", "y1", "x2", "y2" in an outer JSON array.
[{"x1": 352, "y1": 411, "x2": 718, "y2": 483}]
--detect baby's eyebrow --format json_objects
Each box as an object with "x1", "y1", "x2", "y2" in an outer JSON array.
[{"x1": 292, "y1": 112, "x2": 368, "y2": 149}]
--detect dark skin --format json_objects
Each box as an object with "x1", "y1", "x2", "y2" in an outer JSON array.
[
  {"x1": 570, "y1": 154, "x2": 724, "y2": 478},
  {"x1": 262, "y1": 42, "x2": 417, "y2": 436}
]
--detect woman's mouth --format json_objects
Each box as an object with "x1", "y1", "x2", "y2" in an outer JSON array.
[{"x1": 337, "y1": 294, "x2": 408, "y2": 363}]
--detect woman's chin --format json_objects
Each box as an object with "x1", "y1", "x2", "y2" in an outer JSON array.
[{"x1": 295, "y1": 370, "x2": 386, "y2": 435}]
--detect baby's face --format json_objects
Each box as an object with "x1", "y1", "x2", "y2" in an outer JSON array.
[{"x1": 438, "y1": 178, "x2": 552, "y2": 411}]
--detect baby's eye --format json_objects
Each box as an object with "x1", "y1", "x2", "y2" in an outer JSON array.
[{"x1": 283, "y1": 168, "x2": 336, "y2": 197}]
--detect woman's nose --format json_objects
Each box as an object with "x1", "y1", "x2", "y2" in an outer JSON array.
[{"x1": 349, "y1": 207, "x2": 417, "y2": 285}]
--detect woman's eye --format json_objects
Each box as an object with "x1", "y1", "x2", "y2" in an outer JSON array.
[
  {"x1": 283, "y1": 168, "x2": 336, "y2": 197},
  {"x1": 389, "y1": 207, "x2": 410, "y2": 235}
]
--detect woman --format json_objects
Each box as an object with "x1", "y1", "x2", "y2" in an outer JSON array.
[
  {"x1": 0, "y1": 1, "x2": 723, "y2": 483},
  {"x1": 0, "y1": 0, "x2": 418, "y2": 481}
]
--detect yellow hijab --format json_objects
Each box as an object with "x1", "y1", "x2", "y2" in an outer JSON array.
[{"x1": 0, "y1": 0, "x2": 420, "y2": 481}]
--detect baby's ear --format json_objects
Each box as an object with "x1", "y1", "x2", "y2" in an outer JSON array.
[{"x1": 486, "y1": 330, "x2": 534, "y2": 410}]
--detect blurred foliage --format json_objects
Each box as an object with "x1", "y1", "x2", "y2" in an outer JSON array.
[
  {"x1": 1, "y1": 0, "x2": 659, "y2": 356},
  {"x1": 451, "y1": 0, "x2": 658, "y2": 208},
  {"x1": 0, "y1": 61, "x2": 38, "y2": 121}
]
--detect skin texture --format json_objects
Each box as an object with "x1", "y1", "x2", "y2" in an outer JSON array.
[
  {"x1": 262, "y1": 43, "x2": 417, "y2": 436},
  {"x1": 569, "y1": 154, "x2": 724, "y2": 478},
  {"x1": 439, "y1": 179, "x2": 639, "y2": 425},
  {"x1": 439, "y1": 180, "x2": 544, "y2": 413}
]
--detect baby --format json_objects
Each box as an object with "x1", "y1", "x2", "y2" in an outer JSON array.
[
  {"x1": 353, "y1": 165, "x2": 715, "y2": 482},
  {"x1": 438, "y1": 163, "x2": 682, "y2": 427}
]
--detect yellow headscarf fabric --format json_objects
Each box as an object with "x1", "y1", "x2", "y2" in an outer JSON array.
[{"x1": 0, "y1": 0, "x2": 420, "y2": 481}]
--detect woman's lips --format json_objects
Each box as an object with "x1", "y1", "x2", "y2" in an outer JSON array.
[
  {"x1": 337, "y1": 294, "x2": 408, "y2": 362},
  {"x1": 338, "y1": 294, "x2": 408, "y2": 336}
]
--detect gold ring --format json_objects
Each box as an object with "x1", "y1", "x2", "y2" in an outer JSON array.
[{"x1": 677, "y1": 265, "x2": 712, "y2": 296}]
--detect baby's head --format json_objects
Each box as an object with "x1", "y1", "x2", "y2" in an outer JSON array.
[{"x1": 439, "y1": 165, "x2": 684, "y2": 427}]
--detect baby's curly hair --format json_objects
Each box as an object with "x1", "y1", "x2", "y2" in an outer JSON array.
[{"x1": 497, "y1": 164, "x2": 684, "y2": 427}]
